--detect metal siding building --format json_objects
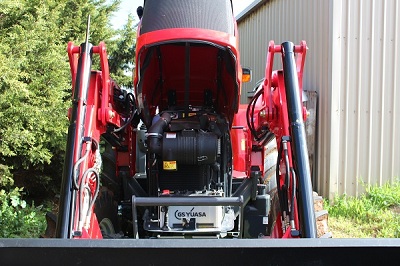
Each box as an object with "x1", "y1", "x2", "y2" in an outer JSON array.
[{"x1": 237, "y1": 0, "x2": 400, "y2": 198}]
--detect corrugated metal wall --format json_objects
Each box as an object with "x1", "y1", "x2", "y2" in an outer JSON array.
[
  {"x1": 330, "y1": 0, "x2": 400, "y2": 198},
  {"x1": 237, "y1": 0, "x2": 400, "y2": 198}
]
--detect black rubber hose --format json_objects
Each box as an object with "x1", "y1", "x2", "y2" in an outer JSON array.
[
  {"x1": 246, "y1": 88, "x2": 264, "y2": 141},
  {"x1": 113, "y1": 93, "x2": 136, "y2": 133},
  {"x1": 147, "y1": 112, "x2": 171, "y2": 155}
]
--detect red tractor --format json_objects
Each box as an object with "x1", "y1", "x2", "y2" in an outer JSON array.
[{"x1": 55, "y1": 0, "x2": 318, "y2": 239}]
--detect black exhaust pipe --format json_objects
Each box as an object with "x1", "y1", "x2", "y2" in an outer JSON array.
[{"x1": 281, "y1": 42, "x2": 317, "y2": 238}]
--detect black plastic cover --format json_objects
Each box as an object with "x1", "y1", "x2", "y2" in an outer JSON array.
[
  {"x1": 162, "y1": 130, "x2": 218, "y2": 165},
  {"x1": 141, "y1": 0, "x2": 234, "y2": 35}
]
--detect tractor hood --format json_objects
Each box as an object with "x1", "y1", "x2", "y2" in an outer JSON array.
[{"x1": 134, "y1": 0, "x2": 242, "y2": 127}]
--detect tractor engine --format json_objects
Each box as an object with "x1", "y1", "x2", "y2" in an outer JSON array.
[
  {"x1": 147, "y1": 112, "x2": 220, "y2": 193},
  {"x1": 159, "y1": 127, "x2": 217, "y2": 192},
  {"x1": 143, "y1": 110, "x2": 234, "y2": 233}
]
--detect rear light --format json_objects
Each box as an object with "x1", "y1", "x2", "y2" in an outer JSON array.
[{"x1": 242, "y1": 67, "x2": 252, "y2": 83}]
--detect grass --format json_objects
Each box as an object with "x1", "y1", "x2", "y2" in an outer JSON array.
[{"x1": 325, "y1": 181, "x2": 400, "y2": 238}]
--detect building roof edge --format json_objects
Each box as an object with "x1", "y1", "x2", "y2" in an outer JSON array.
[{"x1": 235, "y1": 0, "x2": 269, "y2": 23}]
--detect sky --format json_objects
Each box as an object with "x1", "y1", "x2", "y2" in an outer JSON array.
[{"x1": 111, "y1": 0, "x2": 254, "y2": 29}]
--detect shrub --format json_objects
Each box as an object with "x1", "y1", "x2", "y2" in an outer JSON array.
[{"x1": 0, "y1": 187, "x2": 46, "y2": 238}]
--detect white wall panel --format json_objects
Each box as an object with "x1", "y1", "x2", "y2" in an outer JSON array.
[
  {"x1": 237, "y1": 0, "x2": 400, "y2": 198},
  {"x1": 330, "y1": 0, "x2": 400, "y2": 198}
]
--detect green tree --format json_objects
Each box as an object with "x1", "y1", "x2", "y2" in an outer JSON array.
[
  {"x1": 0, "y1": 0, "x2": 69, "y2": 193},
  {"x1": 58, "y1": 0, "x2": 120, "y2": 45},
  {"x1": 0, "y1": 0, "x2": 136, "y2": 201},
  {"x1": 108, "y1": 14, "x2": 137, "y2": 88}
]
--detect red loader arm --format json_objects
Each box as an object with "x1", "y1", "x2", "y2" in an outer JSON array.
[
  {"x1": 244, "y1": 41, "x2": 317, "y2": 238},
  {"x1": 56, "y1": 33, "x2": 130, "y2": 238}
]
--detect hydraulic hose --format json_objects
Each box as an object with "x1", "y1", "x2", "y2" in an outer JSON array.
[{"x1": 113, "y1": 93, "x2": 136, "y2": 133}]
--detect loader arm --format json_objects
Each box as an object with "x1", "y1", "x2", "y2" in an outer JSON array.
[
  {"x1": 56, "y1": 37, "x2": 129, "y2": 239},
  {"x1": 245, "y1": 41, "x2": 317, "y2": 238}
]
